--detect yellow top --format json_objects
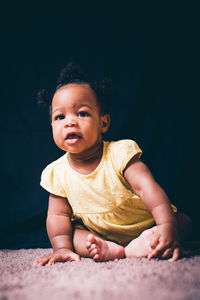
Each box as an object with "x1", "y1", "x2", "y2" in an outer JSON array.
[{"x1": 40, "y1": 139, "x2": 177, "y2": 246}]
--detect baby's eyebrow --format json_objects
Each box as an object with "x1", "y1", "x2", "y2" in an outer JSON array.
[
  {"x1": 74, "y1": 104, "x2": 92, "y2": 109},
  {"x1": 52, "y1": 104, "x2": 92, "y2": 114},
  {"x1": 52, "y1": 107, "x2": 64, "y2": 114}
]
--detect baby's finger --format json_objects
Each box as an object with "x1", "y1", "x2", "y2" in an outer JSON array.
[
  {"x1": 168, "y1": 247, "x2": 181, "y2": 262},
  {"x1": 34, "y1": 255, "x2": 52, "y2": 266},
  {"x1": 150, "y1": 236, "x2": 159, "y2": 249},
  {"x1": 161, "y1": 248, "x2": 173, "y2": 259},
  {"x1": 148, "y1": 248, "x2": 160, "y2": 260},
  {"x1": 148, "y1": 242, "x2": 167, "y2": 260},
  {"x1": 148, "y1": 249, "x2": 158, "y2": 260},
  {"x1": 47, "y1": 256, "x2": 58, "y2": 266},
  {"x1": 68, "y1": 253, "x2": 81, "y2": 262}
]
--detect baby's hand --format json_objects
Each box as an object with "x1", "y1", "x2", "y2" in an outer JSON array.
[
  {"x1": 148, "y1": 223, "x2": 182, "y2": 261},
  {"x1": 34, "y1": 248, "x2": 81, "y2": 266}
]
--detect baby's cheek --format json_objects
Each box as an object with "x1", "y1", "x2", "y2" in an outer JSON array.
[
  {"x1": 53, "y1": 130, "x2": 62, "y2": 146},
  {"x1": 52, "y1": 131, "x2": 57, "y2": 143}
]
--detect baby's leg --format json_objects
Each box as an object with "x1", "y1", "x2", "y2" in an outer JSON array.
[
  {"x1": 73, "y1": 224, "x2": 125, "y2": 261},
  {"x1": 125, "y1": 227, "x2": 156, "y2": 258},
  {"x1": 125, "y1": 212, "x2": 192, "y2": 258}
]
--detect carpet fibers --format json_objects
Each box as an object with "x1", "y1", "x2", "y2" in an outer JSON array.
[{"x1": 1, "y1": 247, "x2": 200, "y2": 300}]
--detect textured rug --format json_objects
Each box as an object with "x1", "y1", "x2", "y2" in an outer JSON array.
[{"x1": 1, "y1": 246, "x2": 200, "y2": 300}]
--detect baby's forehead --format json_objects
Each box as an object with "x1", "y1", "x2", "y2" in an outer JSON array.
[
  {"x1": 52, "y1": 83, "x2": 99, "y2": 107},
  {"x1": 55, "y1": 83, "x2": 95, "y2": 98},
  {"x1": 57, "y1": 83, "x2": 92, "y2": 93}
]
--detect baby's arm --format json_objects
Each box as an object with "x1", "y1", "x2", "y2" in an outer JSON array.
[
  {"x1": 124, "y1": 156, "x2": 181, "y2": 261},
  {"x1": 34, "y1": 193, "x2": 80, "y2": 265}
]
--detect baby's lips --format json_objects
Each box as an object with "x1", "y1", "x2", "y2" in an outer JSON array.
[{"x1": 65, "y1": 132, "x2": 81, "y2": 140}]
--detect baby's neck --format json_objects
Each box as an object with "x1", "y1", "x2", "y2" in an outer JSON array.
[{"x1": 67, "y1": 142, "x2": 103, "y2": 175}]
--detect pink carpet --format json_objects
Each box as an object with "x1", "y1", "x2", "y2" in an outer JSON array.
[{"x1": 1, "y1": 245, "x2": 200, "y2": 300}]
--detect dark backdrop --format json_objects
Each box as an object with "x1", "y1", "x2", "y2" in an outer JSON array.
[{"x1": 0, "y1": 2, "x2": 199, "y2": 248}]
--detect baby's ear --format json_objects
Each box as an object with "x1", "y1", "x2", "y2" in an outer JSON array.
[{"x1": 101, "y1": 114, "x2": 110, "y2": 134}]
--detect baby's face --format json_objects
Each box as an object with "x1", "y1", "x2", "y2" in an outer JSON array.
[{"x1": 51, "y1": 84, "x2": 109, "y2": 154}]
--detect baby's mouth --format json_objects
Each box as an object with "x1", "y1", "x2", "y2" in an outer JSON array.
[{"x1": 65, "y1": 133, "x2": 81, "y2": 141}]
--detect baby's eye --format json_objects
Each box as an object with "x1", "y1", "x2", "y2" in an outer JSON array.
[
  {"x1": 55, "y1": 115, "x2": 65, "y2": 120},
  {"x1": 78, "y1": 111, "x2": 89, "y2": 117}
]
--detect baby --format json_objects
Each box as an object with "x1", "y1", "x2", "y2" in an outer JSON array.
[{"x1": 35, "y1": 62, "x2": 191, "y2": 265}]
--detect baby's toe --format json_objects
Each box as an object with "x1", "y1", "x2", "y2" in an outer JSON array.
[
  {"x1": 90, "y1": 248, "x2": 98, "y2": 256},
  {"x1": 86, "y1": 241, "x2": 92, "y2": 249},
  {"x1": 88, "y1": 244, "x2": 98, "y2": 254},
  {"x1": 90, "y1": 243, "x2": 97, "y2": 250},
  {"x1": 87, "y1": 234, "x2": 96, "y2": 244},
  {"x1": 93, "y1": 254, "x2": 100, "y2": 261}
]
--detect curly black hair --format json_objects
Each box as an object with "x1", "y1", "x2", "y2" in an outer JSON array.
[{"x1": 37, "y1": 62, "x2": 115, "y2": 116}]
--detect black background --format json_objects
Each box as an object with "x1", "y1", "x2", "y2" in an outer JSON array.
[{"x1": 0, "y1": 2, "x2": 199, "y2": 248}]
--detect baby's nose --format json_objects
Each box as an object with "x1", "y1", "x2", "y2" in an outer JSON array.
[{"x1": 65, "y1": 116, "x2": 76, "y2": 126}]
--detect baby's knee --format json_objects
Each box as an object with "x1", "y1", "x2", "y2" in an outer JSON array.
[
  {"x1": 137, "y1": 226, "x2": 157, "y2": 242},
  {"x1": 142, "y1": 226, "x2": 157, "y2": 235}
]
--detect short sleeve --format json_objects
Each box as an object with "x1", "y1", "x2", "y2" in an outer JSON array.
[
  {"x1": 40, "y1": 163, "x2": 66, "y2": 198},
  {"x1": 110, "y1": 139, "x2": 142, "y2": 176}
]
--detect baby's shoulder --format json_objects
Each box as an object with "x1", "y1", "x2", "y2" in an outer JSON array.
[
  {"x1": 105, "y1": 139, "x2": 142, "y2": 174},
  {"x1": 107, "y1": 139, "x2": 137, "y2": 153},
  {"x1": 42, "y1": 153, "x2": 68, "y2": 173},
  {"x1": 40, "y1": 153, "x2": 67, "y2": 197}
]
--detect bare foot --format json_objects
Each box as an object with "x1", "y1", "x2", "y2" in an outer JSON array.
[
  {"x1": 125, "y1": 227, "x2": 156, "y2": 258},
  {"x1": 86, "y1": 234, "x2": 125, "y2": 261}
]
